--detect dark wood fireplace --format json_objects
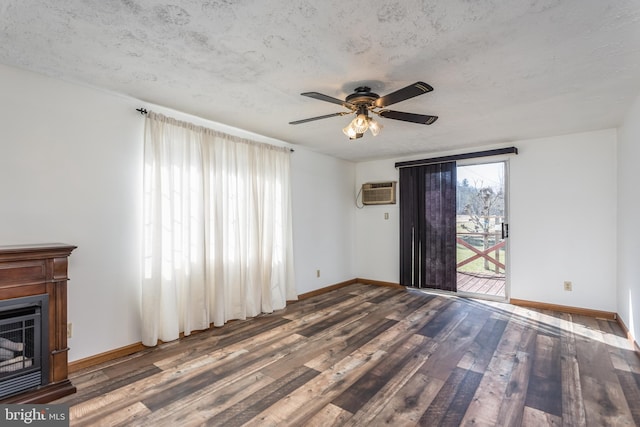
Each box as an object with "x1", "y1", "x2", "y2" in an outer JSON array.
[{"x1": 0, "y1": 244, "x2": 76, "y2": 403}]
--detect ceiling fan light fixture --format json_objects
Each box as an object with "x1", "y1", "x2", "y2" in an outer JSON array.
[
  {"x1": 343, "y1": 124, "x2": 358, "y2": 139},
  {"x1": 368, "y1": 118, "x2": 382, "y2": 136},
  {"x1": 343, "y1": 114, "x2": 383, "y2": 138},
  {"x1": 351, "y1": 114, "x2": 369, "y2": 134}
]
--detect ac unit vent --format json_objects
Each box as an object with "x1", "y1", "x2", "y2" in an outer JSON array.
[{"x1": 362, "y1": 182, "x2": 396, "y2": 205}]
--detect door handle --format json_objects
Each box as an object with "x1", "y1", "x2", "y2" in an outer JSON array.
[{"x1": 501, "y1": 223, "x2": 509, "y2": 239}]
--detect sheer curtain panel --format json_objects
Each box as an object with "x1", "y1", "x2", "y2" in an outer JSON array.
[{"x1": 141, "y1": 112, "x2": 296, "y2": 346}]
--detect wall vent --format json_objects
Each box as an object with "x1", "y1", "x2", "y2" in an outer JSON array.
[{"x1": 362, "y1": 182, "x2": 396, "y2": 205}]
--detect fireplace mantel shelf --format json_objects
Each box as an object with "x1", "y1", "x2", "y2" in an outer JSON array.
[{"x1": 0, "y1": 243, "x2": 77, "y2": 403}]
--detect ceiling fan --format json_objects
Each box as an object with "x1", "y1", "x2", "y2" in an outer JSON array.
[{"x1": 289, "y1": 81, "x2": 438, "y2": 139}]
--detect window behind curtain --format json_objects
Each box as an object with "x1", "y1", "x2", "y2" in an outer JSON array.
[{"x1": 141, "y1": 112, "x2": 296, "y2": 346}]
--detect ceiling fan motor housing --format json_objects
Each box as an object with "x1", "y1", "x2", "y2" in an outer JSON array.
[{"x1": 345, "y1": 87, "x2": 380, "y2": 106}]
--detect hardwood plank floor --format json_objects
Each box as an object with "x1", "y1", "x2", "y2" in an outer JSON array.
[{"x1": 54, "y1": 283, "x2": 640, "y2": 426}]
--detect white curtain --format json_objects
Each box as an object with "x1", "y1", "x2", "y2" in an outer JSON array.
[{"x1": 141, "y1": 112, "x2": 296, "y2": 346}]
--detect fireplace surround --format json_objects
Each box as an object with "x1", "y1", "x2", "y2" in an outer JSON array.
[{"x1": 0, "y1": 244, "x2": 76, "y2": 403}]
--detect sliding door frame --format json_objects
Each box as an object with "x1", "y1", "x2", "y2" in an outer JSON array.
[{"x1": 455, "y1": 157, "x2": 511, "y2": 302}]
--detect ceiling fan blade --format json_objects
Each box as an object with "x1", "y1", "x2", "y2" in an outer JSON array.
[
  {"x1": 378, "y1": 110, "x2": 438, "y2": 125},
  {"x1": 301, "y1": 92, "x2": 354, "y2": 108},
  {"x1": 289, "y1": 112, "x2": 350, "y2": 125},
  {"x1": 374, "y1": 82, "x2": 434, "y2": 108}
]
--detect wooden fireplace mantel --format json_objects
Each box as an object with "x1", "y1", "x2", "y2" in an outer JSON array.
[{"x1": 0, "y1": 243, "x2": 77, "y2": 403}]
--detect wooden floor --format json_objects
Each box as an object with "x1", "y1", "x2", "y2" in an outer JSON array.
[
  {"x1": 457, "y1": 272, "x2": 505, "y2": 297},
  {"x1": 55, "y1": 283, "x2": 640, "y2": 426}
]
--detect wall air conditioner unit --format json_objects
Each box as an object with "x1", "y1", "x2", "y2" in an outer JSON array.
[{"x1": 362, "y1": 181, "x2": 396, "y2": 205}]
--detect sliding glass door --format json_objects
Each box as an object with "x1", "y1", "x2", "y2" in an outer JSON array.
[
  {"x1": 398, "y1": 156, "x2": 510, "y2": 300},
  {"x1": 455, "y1": 161, "x2": 508, "y2": 299}
]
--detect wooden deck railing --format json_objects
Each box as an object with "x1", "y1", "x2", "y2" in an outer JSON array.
[{"x1": 456, "y1": 232, "x2": 505, "y2": 270}]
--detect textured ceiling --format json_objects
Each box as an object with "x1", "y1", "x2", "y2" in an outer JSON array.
[{"x1": 2, "y1": 1, "x2": 640, "y2": 161}]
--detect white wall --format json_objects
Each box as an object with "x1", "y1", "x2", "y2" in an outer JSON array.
[
  {"x1": 617, "y1": 93, "x2": 640, "y2": 340},
  {"x1": 355, "y1": 129, "x2": 618, "y2": 312},
  {"x1": 354, "y1": 160, "x2": 401, "y2": 283},
  {"x1": 0, "y1": 63, "x2": 355, "y2": 361},
  {"x1": 509, "y1": 130, "x2": 617, "y2": 311},
  {"x1": 291, "y1": 150, "x2": 355, "y2": 294},
  {"x1": 0, "y1": 64, "x2": 145, "y2": 362}
]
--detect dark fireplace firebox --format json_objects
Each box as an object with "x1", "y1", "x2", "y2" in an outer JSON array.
[{"x1": 0, "y1": 295, "x2": 49, "y2": 399}]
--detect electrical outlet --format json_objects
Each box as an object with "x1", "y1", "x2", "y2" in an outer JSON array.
[
  {"x1": 67, "y1": 323, "x2": 73, "y2": 339},
  {"x1": 384, "y1": 212, "x2": 389, "y2": 220},
  {"x1": 316, "y1": 269, "x2": 320, "y2": 278},
  {"x1": 564, "y1": 281, "x2": 572, "y2": 291}
]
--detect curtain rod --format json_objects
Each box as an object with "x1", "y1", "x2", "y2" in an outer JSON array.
[
  {"x1": 135, "y1": 107, "x2": 294, "y2": 152},
  {"x1": 395, "y1": 147, "x2": 518, "y2": 168}
]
